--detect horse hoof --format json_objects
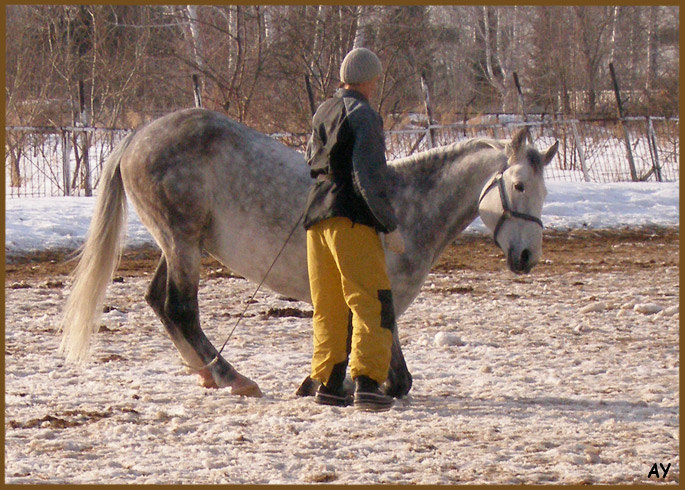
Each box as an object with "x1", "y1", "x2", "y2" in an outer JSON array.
[
  {"x1": 228, "y1": 372, "x2": 263, "y2": 397},
  {"x1": 231, "y1": 380, "x2": 263, "y2": 398},
  {"x1": 382, "y1": 372, "x2": 413, "y2": 398},
  {"x1": 198, "y1": 376, "x2": 219, "y2": 388},
  {"x1": 196, "y1": 368, "x2": 220, "y2": 388},
  {"x1": 295, "y1": 376, "x2": 319, "y2": 397}
]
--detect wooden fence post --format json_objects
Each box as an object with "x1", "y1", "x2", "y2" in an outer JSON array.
[
  {"x1": 570, "y1": 120, "x2": 590, "y2": 182},
  {"x1": 304, "y1": 74, "x2": 316, "y2": 117},
  {"x1": 62, "y1": 129, "x2": 71, "y2": 196},
  {"x1": 646, "y1": 116, "x2": 663, "y2": 182},
  {"x1": 609, "y1": 63, "x2": 638, "y2": 181},
  {"x1": 513, "y1": 72, "x2": 533, "y2": 145},
  {"x1": 78, "y1": 80, "x2": 92, "y2": 196},
  {"x1": 192, "y1": 74, "x2": 203, "y2": 108}
]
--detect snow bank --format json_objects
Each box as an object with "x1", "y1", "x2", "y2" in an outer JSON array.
[{"x1": 5, "y1": 181, "x2": 679, "y2": 257}]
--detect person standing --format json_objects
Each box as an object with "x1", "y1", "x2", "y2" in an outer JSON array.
[{"x1": 302, "y1": 47, "x2": 405, "y2": 411}]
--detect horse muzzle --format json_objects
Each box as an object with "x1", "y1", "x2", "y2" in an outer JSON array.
[{"x1": 507, "y1": 247, "x2": 536, "y2": 274}]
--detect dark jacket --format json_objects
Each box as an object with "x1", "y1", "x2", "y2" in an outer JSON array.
[{"x1": 302, "y1": 89, "x2": 397, "y2": 233}]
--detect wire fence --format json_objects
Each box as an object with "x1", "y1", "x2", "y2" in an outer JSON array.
[
  {"x1": 382, "y1": 117, "x2": 679, "y2": 183},
  {"x1": 5, "y1": 127, "x2": 131, "y2": 198},
  {"x1": 5, "y1": 116, "x2": 679, "y2": 198}
]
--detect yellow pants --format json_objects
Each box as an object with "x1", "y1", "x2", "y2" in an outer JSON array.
[{"x1": 307, "y1": 217, "x2": 395, "y2": 386}]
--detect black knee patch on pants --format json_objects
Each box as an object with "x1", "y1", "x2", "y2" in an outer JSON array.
[
  {"x1": 377, "y1": 289, "x2": 396, "y2": 333},
  {"x1": 324, "y1": 311, "x2": 353, "y2": 390}
]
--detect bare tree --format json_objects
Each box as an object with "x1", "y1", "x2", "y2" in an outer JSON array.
[
  {"x1": 4, "y1": 4, "x2": 679, "y2": 135},
  {"x1": 473, "y1": 6, "x2": 530, "y2": 112},
  {"x1": 645, "y1": 5, "x2": 659, "y2": 92},
  {"x1": 353, "y1": 5, "x2": 373, "y2": 49},
  {"x1": 573, "y1": 6, "x2": 614, "y2": 113}
]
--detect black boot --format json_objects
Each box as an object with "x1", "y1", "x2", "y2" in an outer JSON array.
[
  {"x1": 314, "y1": 362, "x2": 352, "y2": 407},
  {"x1": 353, "y1": 375, "x2": 394, "y2": 412}
]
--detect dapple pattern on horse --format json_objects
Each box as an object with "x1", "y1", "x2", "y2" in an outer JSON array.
[{"x1": 60, "y1": 108, "x2": 558, "y2": 398}]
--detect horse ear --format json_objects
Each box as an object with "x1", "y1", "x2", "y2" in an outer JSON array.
[
  {"x1": 506, "y1": 127, "x2": 529, "y2": 157},
  {"x1": 543, "y1": 141, "x2": 559, "y2": 166}
]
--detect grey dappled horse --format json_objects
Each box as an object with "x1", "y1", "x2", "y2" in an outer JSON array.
[{"x1": 60, "y1": 108, "x2": 558, "y2": 398}]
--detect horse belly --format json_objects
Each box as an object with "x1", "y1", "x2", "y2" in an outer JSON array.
[{"x1": 205, "y1": 208, "x2": 311, "y2": 304}]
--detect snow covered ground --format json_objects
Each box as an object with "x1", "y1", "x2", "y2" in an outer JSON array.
[
  {"x1": 4, "y1": 180, "x2": 680, "y2": 258},
  {"x1": 4, "y1": 181, "x2": 680, "y2": 484}
]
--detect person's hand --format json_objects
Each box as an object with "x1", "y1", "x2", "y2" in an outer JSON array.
[{"x1": 384, "y1": 229, "x2": 405, "y2": 254}]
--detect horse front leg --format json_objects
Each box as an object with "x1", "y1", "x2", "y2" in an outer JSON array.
[
  {"x1": 145, "y1": 254, "x2": 262, "y2": 397},
  {"x1": 382, "y1": 329, "x2": 412, "y2": 398}
]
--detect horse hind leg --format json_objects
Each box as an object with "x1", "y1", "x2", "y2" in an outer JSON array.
[
  {"x1": 144, "y1": 256, "x2": 216, "y2": 382},
  {"x1": 145, "y1": 247, "x2": 262, "y2": 397}
]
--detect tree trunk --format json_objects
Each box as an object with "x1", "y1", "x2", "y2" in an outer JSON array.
[
  {"x1": 186, "y1": 5, "x2": 203, "y2": 71},
  {"x1": 353, "y1": 5, "x2": 372, "y2": 49},
  {"x1": 261, "y1": 5, "x2": 272, "y2": 48},
  {"x1": 609, "y1": 6, "x2": 620, "y2": 62},
  {"x1": 309, "y1": 5, "x2": 325, "y2": 90},
  {"x1": 481, "y1": 6, "x2": 507, "y2": 110},
  {"x1": 645, "y1": 6, "x2": 658, "y2": 93}
]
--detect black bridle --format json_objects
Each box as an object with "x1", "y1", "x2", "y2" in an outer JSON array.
[{"x1": 478, "y1": 166, "x2": 544, "y2": 250}]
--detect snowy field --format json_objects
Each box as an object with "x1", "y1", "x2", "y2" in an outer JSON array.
[
  {"x1": 4, "y1": 181, "x2": 680, "y2": 484},
  {"x1": 4, "y1": 180, "x2": 680, "y2": 258}
]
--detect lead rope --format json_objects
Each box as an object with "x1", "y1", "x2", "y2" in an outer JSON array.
[{"x1": 201, "y1": 211, "x2": 305, "y2": 371}]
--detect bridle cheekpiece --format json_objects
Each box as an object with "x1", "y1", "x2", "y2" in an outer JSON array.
[{"x1": 478, "y1": 165, "x2": 544, "y2": 250}]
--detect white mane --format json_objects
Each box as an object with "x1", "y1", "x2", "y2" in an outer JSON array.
[{"x1": 389, "y1": 137, "x2": 505, "y2": 169}]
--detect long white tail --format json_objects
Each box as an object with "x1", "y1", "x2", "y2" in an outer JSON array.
[{"x1": 59, "y1": 133, "x2": 135, "y2": 362}]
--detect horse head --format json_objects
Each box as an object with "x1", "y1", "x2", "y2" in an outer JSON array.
[{"x1": 478, "y1": 127, "x2": 559, "y2": 274}]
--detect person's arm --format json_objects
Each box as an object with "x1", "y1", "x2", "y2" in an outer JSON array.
[{"x1": 346, "y1": 105, "x2": 398, "y2": 234}]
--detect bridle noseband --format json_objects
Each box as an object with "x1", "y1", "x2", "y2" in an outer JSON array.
[{"x1": 478, "y1": 166, "x2": 544, "y2": 250}]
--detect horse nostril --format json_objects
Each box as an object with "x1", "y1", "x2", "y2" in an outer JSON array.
[{"x1": 521, "y1": 249, "x2": 531, "y2": 266}]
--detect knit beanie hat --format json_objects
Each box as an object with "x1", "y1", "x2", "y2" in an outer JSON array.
[{"x1": 339, "y1": 48, "x2": 382, "y2": 84}]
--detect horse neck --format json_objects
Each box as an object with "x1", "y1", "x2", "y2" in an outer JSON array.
[{"x1": 388, "y1": 142, "x2": 506, "y2": 266}]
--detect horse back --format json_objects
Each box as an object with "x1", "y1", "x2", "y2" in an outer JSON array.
[{"x1": 119, "y1": 108, "x2": 312, "y2": 301}]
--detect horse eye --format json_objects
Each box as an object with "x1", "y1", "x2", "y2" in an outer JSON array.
[{"x1": 514, "y1": 182, "x2": 525, "y2": 192}]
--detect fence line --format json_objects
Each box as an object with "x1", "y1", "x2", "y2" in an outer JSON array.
[
  {"x1": 382, "y1": 117, "x2": 679, "y2": 184},
  {"x1": 5, "y1": 117, "x2": 679, "y2": 198},
  {"x1": 5, "y1": 127, "x2": 132, "y2": 198}
]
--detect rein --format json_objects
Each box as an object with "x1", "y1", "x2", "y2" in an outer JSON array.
[
  {"x1": 478, "y1": 165, "x2": 543, "y2": 250},
  {"x1": 201, "y1": 211, "x2": 305, "y2": 371}
]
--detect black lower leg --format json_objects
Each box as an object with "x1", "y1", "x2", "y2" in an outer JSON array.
[
  {"x1": 162, "y1": 276, "x2": 237, "y2": 382},
  {"x1": 164, "y1": 278, "x2": 199, "y2": 329},
  {"x1": 384, "y1": 335, "x2": 412, "y2": 398},
  {"x1": 145, "y1": 256, "x2": 168, "y2": 318}
]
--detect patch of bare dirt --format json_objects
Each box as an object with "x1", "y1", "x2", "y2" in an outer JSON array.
[
  {"x1": 4, "y1": 227, "x2": 679, "y2": 284},
  {"x1": 435, "y1": 226, "x2": 679, "y2": 275}
]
